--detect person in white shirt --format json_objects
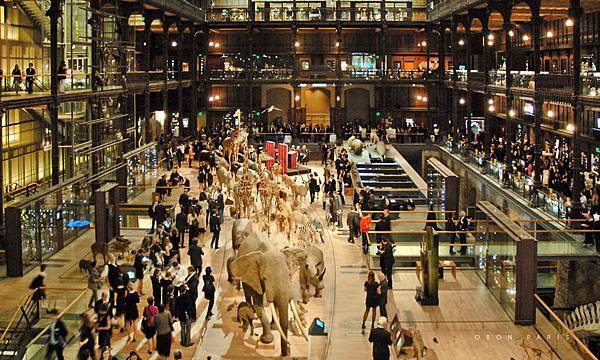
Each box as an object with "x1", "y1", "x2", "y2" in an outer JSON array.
[{"x1": 169, "y1": 261, "x2": 186, "y2": 296}]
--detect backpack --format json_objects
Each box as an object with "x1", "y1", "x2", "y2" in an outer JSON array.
[{"x1": 29, "y1": 274, "x2": 44, "y2": 289}]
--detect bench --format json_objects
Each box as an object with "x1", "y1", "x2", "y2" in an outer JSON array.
[{"x1": 415, "y1": 260, "x2": 457, "y2": 281}]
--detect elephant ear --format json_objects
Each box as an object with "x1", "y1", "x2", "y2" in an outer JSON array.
[
  {"x1": 282, "y1": 247, "x2": 308, "y2": 275},
  {"x1": 230, "y1": 251, "x2": 265, "y2": 295}
]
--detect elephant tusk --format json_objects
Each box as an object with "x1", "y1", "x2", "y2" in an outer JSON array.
[
  {"x1": 290, "y1": 301, "x2": 309, "y2": 341},
  {"x1": 269, "y1": 302, "x2": 290, "y2": 346}
]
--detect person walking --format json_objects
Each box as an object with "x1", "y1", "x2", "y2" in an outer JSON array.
[
  {"x1": 46, "y1": 315, "x2": 68, "y2": 360},
  {"x1": 124, "y1": 282, "x2": 140, "y2": 343},
  {"x1": 185, "y1": 265, "x2": 200, "y2": 303},
  {"x1": 360, "y1": 213, "x2": 372, "y2": 254},
  {"x1": 152, "y1": 304, "x2": 174, "y2": 360},
  {"x1": 378, "y1": 272, "x2": 389, "y2": 318},
  {"x1": 374, "y1": 208, "x2": 391, "y2": 243},
  {"x1": 202, "y1": 267, "x2": 216, "y2": 319},
  {"x1": 11, "y1": 64, "x2": 22, "y2": 94},
  {"x1": 308, "y1": 173, "x2": 318, "y2": 204},
  {"x1": 57, "y1": 61, "x2": 67, "y2": 92},
  {"x1": 446, "y1": 211, "x2": 458, "y2": 255},
  {"x1": 175, "y1": 209, "x2": 187, "y2": 247},
  {"x1": 142, "y1": 296, "x2": 159, "y2": 355},
  {"x1": 29, "y1": 264, "x2": 47, "y2": 301},
  {"x1": 347, "y1": 207, "x2": 360, "y2": 244},
  {"x1": 361, "y1": 271, "x2": 380, "y2": 332},
  {"x1": 377, "y1": 237, "x2": 395, "y2": 289},
  {"x1": 174, "y1": 285, "x2": 195, "y2": 347},
  {"x1": 78, "y1": 311, "x2": 96, "y2": 360},
  {"x1": 209, "y1": 209, "x2": 221, "y2": 249},
  {"x1": 368, "y1": 316, "x2": 393, "y2": 360},
  {"x1": 188, "y1": 239, "x2": 204, "y2": 274},
  {"x1": 25, "y1": 63, "x2": 35, "y2": 94},
  {"x1": 457, "y1": 210, "x2": 469, "y2": 255},
  {"x1": 187, "y1": 208, "x2": 200, "y2": 247},
  {"x1": 96, "y1": 304, "x2": 112, "y2": 348},
  {"x1": 133, "y1": 248, "x2": 146, "y2": 295},
  {"x1": 87, "y1": 261, "x2": 102, "y2": 308}
]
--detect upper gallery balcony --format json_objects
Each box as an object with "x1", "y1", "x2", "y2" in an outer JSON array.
[
  {"x1": 427, "y1": 0, "x2": 486, "y2": 21},
  {"x1": 206, "y1": 6, "x2": 427, "y2": 23}
]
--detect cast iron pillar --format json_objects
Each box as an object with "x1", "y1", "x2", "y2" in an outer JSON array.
[
  {"x1": 191, "y1": 26, "x2": 199, "y2": 136},
  {"x1": 503, "y1": 18, "x2": 513, "y2": 165},
  {"x1": 450, "y1": 20, "x2": 458, "y2": 136},
  {"x1": 465, "y1": 26, "x2": 472, "y2": 140},
  {"x1": 438, "y1": 25, "x2": 447, "y2": 133},
  {"x1": 162, "y1": 17, "x2": 170, "y2": 136},
  {"x1": 143, "y1": 14, "x2": 152, "y2": 143},
  {"x1": 177, "y1": 20, "x2": 184, "y2": 136},
  {"x1": 532, "y1": 9, "x2": 543, "y2": 189},
  {"x1": 482, "y1": 20, "x2": 492, "y2": 154},
  {"x1": 570, "y1": 0, "x2": 583, "y2": 214},
  {"x1": 47, "y1": 0, "x2": 62, "y2": 186}
]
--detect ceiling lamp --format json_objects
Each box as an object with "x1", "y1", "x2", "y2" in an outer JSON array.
[
  {"x1": 567, "y1": 124, "x2": 575, "y2": 132},
  {"x1": 295, "y1": 95, "x2": 300, "y2": 101},
  {"x1": 487, "y1": 34, "x2": 494, "y2": 40},
  {"x1": 547, "y1": 110, "x2": 554, "y2": 118},
  {"x1": 488, "y1": 99, "x2": 494, "y2": 105},
  {"x1": 459, "y1": 98, "x2": 466, "y2": 105},
  {"x1": 565, "y1": 18, "x2": 574, "y2": 27},
  {"x1": 458, "y1": 39, "x2": 465, "y2": 46},
  {"x1": 171, "y1": 41, "x2": 177, "y2": 47},
  {"x1": 509, "y1": 109, "x2": 516, "y2": 117},
  {"x1": 522, "y1": 34, "x2": 529, "y2": 41},
  {"x1": 335, "y1": 41, "x2": 340, "y2": 47},
  {"x1": 422, "y1": 96, "x2": 428, "y2": 102},
  {"x1": 209, "y1": 41, "x2": 214, "y2": 47},
  {"x1": 546, "y1": 31, "x2": 553, "y2": 38},
  {"x1": 508, "y1": 30, "x2": 515, "y2": 37},
  {"x1": 488, "y1": 105, "x2": 496, "y2": 112},
  {"x1": 416, "y1": 95, "x2": 423, "y2": 101},
  {"x1": 294, "y1": 41, "x2": 300, "y2": 47},
  {"x1": 208, "y1": 96, "x2": 214, "y2": 102},
  {"x1": 214, "y1": 95, "x2": 220, "y2": 100},
  {"x1": 214, "y1": 42, "x2": 220, "y2": 48}
]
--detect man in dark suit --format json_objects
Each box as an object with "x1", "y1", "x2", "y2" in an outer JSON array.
[
  {"x1": 184, "y1": 266, "x2": 200, "y2": 302},
  {"x1": 25, "y1": 63, "x2": 35, "y2": 94},
  {"x1": 156, "y1": 175, "x2": 168, "y2": 200},
  {"x1": 375, "y1": 208, "x2": 392, "y2": 243},
  {"x1": 378, "y1": 237, "x2": 395, "y2": 289},
  {"x1": 368, "y1": 316, "x2": 392, "y2": 360},
  {"x1": 174, "y1": 285, "x2": 196, "y2": 347},
  {"x1": 188, "y1": 239, "x2": 204, "y2": 274},
  {"x1": 457, "y1": 210, "x2": 469, "y2": 255}
]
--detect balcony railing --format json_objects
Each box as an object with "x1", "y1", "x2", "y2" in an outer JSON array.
[
  {"x1": 536, "y1": 74, "x2": 573, "y2": 90},
  {"x1": 206, "y1": 7, "x2": 427, "y2": 22},
  {"x1": 512, "y1": 72, "x2": 535, "y2": 90},
  {"x1": 428, "y1": 0, "x2": 485, "y2": 21},
  {"x1": 488, "y1": 70, "x2": 506, "y2": 87}
]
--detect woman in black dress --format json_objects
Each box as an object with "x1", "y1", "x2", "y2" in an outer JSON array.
[
  {"x1": 96, "y1": 306, "x2": 112, "y2": 348},
  {"x1": 133, "y1": 248, "x2": 146, "y2": 294},
  {"x1": 115, "y1": 276, "x2": 127, "y2": 330},
  {"x1": 78, "y1": 311, "x2": 96, "y2": 359},
  {"x1": 124, "y1": 282, "x2": 140, "y2": 342},
  {"x1": 151, "y1": 269, "x2": 163, "y2": 306},
  {"x1": 160, "y1": 271, "x2": 174, "y2": 309},
  {"x1": 361, "y1": 270, "x2": 380, "y2": 331},
  {"x1": 198, "y1": 166, "x2": 206, "y2": 191}
]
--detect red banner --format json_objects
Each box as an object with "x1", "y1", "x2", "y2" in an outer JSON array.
[
  {"x1": 265, "y1": 141, "x2": 275, "y2": 169},
  {"x1": 278, "y1": 143, "x2": 288, "y2": 174}
]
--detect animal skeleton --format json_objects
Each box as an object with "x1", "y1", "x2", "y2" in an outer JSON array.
[{"x1": 565, "y1": 301, "x2": 600, "y2": 338}]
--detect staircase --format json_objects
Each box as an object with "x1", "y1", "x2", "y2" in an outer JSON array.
[
  {"x1": 18, "y1": 0, "x2": 52, "y2": 40},
  {"x1": 0, "y1": 294, "x2": 40, "y2": 360}
]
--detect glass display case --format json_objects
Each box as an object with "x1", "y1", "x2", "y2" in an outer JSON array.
[
  {"x1": 5, "y1": 176, "x2": 91, "y2": 276},
  {"x1": 125, "y1": 143, "x2": 159, "y2": 201},
  {"x1": 425, "y1": 157, "x2": 458, "y2": 213}
]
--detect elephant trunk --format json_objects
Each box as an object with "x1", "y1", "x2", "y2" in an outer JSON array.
[{"x1": 270, "y1": 301, "x2": 290, "y2": 356}]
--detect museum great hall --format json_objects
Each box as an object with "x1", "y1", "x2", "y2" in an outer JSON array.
[{"x1": 0, "y1": 0, "x2": 599, "y2": 358}]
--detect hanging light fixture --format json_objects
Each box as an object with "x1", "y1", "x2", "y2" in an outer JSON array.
[
  {"x1": 509, "y1": 109, "x2": 516, "y2": 117},
  {"x1": 508, "y1": 30, "x2": 515, "y2": 37},
  {"x1": 546, "y1": 31, "x2": 554, "y2": 38},
  {"x1": 294, "y1": 41, "x2": 300, "y2": 47},
  {"x1": 547, "y1": 110, "x2": 555, "y2": 118},
  {"x1": 459, "y1": 98, "x2": 466, "y2": 105},
  {"x1": 565, "y1": 18, "x2": 574, "y2": 27},
  {"x1": 567, "y1": 124, "x2": 575, "y2": 132},
  {"x1": 458, "y1": 39, "x2": 465, "y2": 46},
  {"x1": 488, "y1": 105, "x2": 496, "y2": 112},
  {"x1": 522, "y1": 34, "x2": 530, "y2": 41}
]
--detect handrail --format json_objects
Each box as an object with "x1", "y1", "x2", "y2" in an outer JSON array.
[
  {"x1": 0, "y1": 290, "x2": 36, "y2": 345},
  {"x1": 25, "y1": 288, "x2": 88, "y2": 349},
  {"x1": 534, "y1": 294, "x2": 599, "y2": 360}
]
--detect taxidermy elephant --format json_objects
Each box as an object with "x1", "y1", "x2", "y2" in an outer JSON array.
[
  {"x1": 299, "y1": 245, "x2": 326, "y2": 303},
  {"x1": 228, "y1": 219, "x2": 307, "y2": 356}
]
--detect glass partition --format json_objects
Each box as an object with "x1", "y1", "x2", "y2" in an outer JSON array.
[{"x1": 125, "y1": 144, "x2": 159, "y2": 201}]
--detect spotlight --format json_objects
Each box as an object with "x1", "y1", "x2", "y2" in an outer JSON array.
[
  {"x1": 209, "y1": 41, "x2": 214, "y2": 47},
  {"x1": 336, "y1": 95, "x2": 340, "y2": 101},
  {"x1": 566, "y1": 18, "x2": 574, "y2": 27},
  {"x1": 488, "y1": 99, "x2": 494, "y2": 105},
  {"x1": 171, "y1": 41, "x2": 177, "y2": 47},
  {"x1": 459, "y1": 98, "x2": 466, "y2": 105},
  {"x1": 508, "y1": 30, "x2": 515, "y2": 37},
  {"x1": 422, "y1": 96, "x2": 428, "y2": 102},
  {"x1": 522, "y1": 34, "x2": 530, "y2": 41},
  {"x1": 567, "y1": 124, "x2": 575, "y2": 132},
  {"x1": 421, "y1": 41, "x2": 427, "y2": 47},
  {"x1": 294, "y1": 41, "x2": 300, "y2": 47},
  {"x1": 295, "y1": 95, "x2": 300, "y2": 101},
  {"x1": 458, "y1": 39, "x2": 465, "y2": 46},
  {"x1": 547, "y1": 110, "x2": 554, "y2": 118},
  {"x1": 416, "y1": 95, "x2": 422, "y2": 101},
  {"x1": 488, "y1": 105, "x2": 496, "y2": 112},
  {"x1": 214, "y1": 95, "x2": 220, "y2": 100},
  {"x1": 487, "y1": 40, "x2": 494, "y2": 46},
  {"x1": 214, "y1": 43, "x2": 220, "y2": 48},
  {"x1": 487, "y1": 34, "x2": 494, "y2": 40},
  {"x1": 546, "y1": 31, "x2": 553, "y2": 38},
  {"x1": 208, "y1": 96, "x2": 214, "y2": 102},
  {"x1": 335, "y1": 41, "x2": 340, "y2": 47},
  {"x1": 509, "y1": 109, "x2": 516, "y2": 117}
]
